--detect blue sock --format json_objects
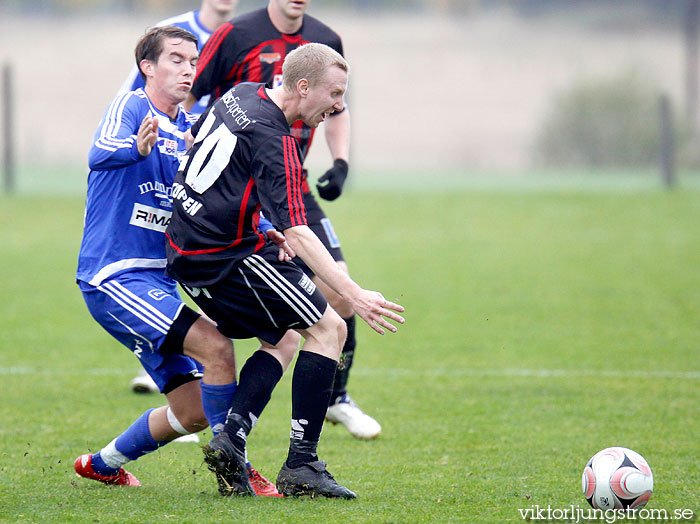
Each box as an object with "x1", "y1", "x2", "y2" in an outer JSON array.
[
  {"x1": 200, "y1": 381, "x2": 237, "y2": 435},
  {"x1": 90, "y1": 451, "x2": 119, "y2": 476},
  {"x1": 113, "y1": 408, "x2": 164, "y2": 461}
]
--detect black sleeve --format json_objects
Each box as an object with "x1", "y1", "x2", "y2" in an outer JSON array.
[
  {"x1": 253, "y1": 135, "x2": 307, "y2": 231},
  {"x1": 191, "y1": 22, "x2": 238, "y2": 101}
]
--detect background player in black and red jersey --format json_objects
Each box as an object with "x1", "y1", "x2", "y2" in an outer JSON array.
[
  {"x1": 184, "y1": 0, "x2": 380, "y2": 441},
  {"x1": 166, "y1": 43, "x2": 404, "y2": 498}
]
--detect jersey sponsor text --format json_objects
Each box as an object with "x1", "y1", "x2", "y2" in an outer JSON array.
[
  {"x1": 221, "y1": 90, "x2": 254, "y2": 129},
  {"x1": 130, "y1": 203, "x2": 172, "y2": 232}
]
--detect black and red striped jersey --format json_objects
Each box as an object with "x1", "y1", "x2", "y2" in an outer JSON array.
[
  {"x1": 191, "y1": 7, "x2": 344, "y2": 162},
  {"x1": 165, "y1": 82, "x2": 306, "y2": 287}
]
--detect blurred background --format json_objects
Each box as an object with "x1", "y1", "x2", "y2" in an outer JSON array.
[{"x1": 1, "y1": 0, "x2": 700, "y2": 191}]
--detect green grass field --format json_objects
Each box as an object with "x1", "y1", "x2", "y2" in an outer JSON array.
[{"x1": 0, "y1": 174, "x2": 698, "y2": 523}]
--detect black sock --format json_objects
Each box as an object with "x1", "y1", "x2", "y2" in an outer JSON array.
[
  {"x1": 286, "y1": 438, "x2": 319, "y2": 469},
  {"x1": 286, "y1": 351, "x2": 337, "y2": 467},
  {"x1": 223, "y1": 350, "x2": 283, "y2": 453},
  {"x1": 330, "y1": 316, "x2": 356, "y2": 404}
]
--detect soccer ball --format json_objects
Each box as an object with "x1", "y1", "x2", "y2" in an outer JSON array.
[{"x1": 582, "y1": 447, "x2": 653, "y2": 510}]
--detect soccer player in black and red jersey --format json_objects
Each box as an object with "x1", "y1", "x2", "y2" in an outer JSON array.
[
  {"x1": 183, "y1": 0, "x2": 380, "y2": 440},
  {"x1": 166, "y1": 43, "x2": 404, "y2": 498}
]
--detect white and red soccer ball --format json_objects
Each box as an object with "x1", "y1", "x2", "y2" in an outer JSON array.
[{"x1": 582, "y1": 447, "x2": 654, "y2": 510}]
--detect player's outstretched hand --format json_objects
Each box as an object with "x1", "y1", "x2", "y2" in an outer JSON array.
[
  {"x1": 266, "y1": 229, "x2": 296, "y2": 262},
  {"x1": 350, "y1": 289, "x2": 405, "y2": 335},
  {"x1": 137, "y1": 115, "x2": 159, "y2": 157}
]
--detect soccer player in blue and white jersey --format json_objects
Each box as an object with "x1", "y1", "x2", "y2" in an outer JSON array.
[
  {"x1": 120, "y1": 1, "x2": 238, "y2": 395},
  {"x1": 73, "y1": 26, "x2": 289, "y2": 496},
  {"x1": 118, "y1": 0, "x2": 238, "y2": 117}
]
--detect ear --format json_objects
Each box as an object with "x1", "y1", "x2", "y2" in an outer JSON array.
[
  {"x1": 140, "y1": 59, "x2": 155, "y2": 79},
  {"x1": 297, "y1": 78, "x2": 309, "y2": 97}
]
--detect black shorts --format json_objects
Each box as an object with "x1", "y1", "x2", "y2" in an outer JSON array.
[
  {"x1": 294, "y1": 191, "x2": 344, "y2": 276},
  {"x1": 180, "y1": 245, "x2": 328, "y2": 346}
]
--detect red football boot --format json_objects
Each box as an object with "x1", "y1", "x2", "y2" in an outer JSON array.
[
  {"x1": 74, "y1": 454, "x2": 141, "y2": 487},
  {"x1": 248, "y1": 466, "x2": 283, "y2": 497}
]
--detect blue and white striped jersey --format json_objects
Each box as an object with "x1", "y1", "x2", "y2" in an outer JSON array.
[
  {"x1": 117, "y1": 10, "x2": 215, "y2": 116},
  {"x1": 77, "y1": 88, "x2": 197, "y2": 287}
]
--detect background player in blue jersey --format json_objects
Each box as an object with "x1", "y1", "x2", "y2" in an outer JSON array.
[
  {"x1": 166, "y1": 43, "x2": 405, "y2": 498},
  {"x1": 73, "y1": 26, "x2": 286, "y2": 496},
  {"x1": 119, "y1": 0, "x2": 238, "y2": 118},
  {"x1": 184, "y1": 0, "x2": 381, "y2": 441}
]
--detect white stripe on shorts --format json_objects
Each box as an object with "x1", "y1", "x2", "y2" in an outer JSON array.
[
  {"x1": 247, "y1": 255, "x2": 323, "y2": 317},
  {"x1": 238, "y1": 267, "x2": 279, "y2": 328},
  {"x1": 243, "y1": 254, "x2": 323, "y2": 327},
  {"x1": 246, "y1": 254, "x2": 323, "y2": 322},
  {"x1": 99, "y1": 281, "x2": 172, "y2": 335}
]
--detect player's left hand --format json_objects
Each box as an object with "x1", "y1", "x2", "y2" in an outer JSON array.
[
  {"x1": 349, "y1": 289, "x2": 405, "y2": 335},
  {"x1": 316, "y1": 159, "x2": 348, "y2": 201},
  {"x1": 266, "y1": 229, "x2": 296, "y2": 262}
]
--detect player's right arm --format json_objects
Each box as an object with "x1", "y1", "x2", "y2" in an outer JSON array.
[
  {"x1": 88, "y1": 93, "x2": 151, "y2": 170},
  {"x1": 283, "y1": 225, "x2": 405, "y2": 335},
  {"x1": 254, "y1": 134, "x2": 404, "y2": 334}
]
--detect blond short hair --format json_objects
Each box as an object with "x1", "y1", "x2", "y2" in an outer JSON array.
[{"x1": 282, "y1": 43, "x2": 349, "y2": 92}]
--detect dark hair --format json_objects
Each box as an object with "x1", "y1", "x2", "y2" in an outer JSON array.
[{"x1": 135, "y1": 25, "x2": 198, "y2": 81}]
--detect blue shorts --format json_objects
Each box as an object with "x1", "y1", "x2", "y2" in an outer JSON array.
[{"x1": 79, "y1": 270, "x2": 203, "y2": 393}]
